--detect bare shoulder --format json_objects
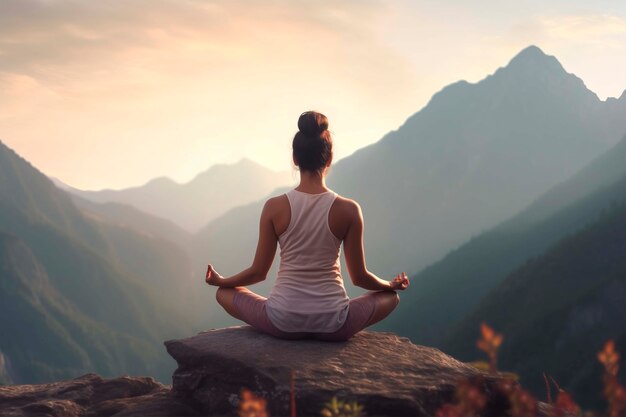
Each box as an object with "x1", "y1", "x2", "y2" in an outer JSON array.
[
  {"x1": 263, "y1": 194, "x2": 289, "y2": 214},
  {"x1": 333, "y1": 195, "x2": 362, "y2": 219}
]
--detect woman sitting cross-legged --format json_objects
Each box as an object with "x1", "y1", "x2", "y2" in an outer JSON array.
[{"x1": 205, "y1": 110, "x2": 410, "y2": 342}]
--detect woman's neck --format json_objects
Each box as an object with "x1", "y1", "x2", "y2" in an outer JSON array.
[{"x1": 296, "y1": 170, "x2": 330, "y2": 194}]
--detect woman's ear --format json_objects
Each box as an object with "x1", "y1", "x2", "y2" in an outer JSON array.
[{"x1": 292, "y1": 154, "x2": 299, "y2": 168}]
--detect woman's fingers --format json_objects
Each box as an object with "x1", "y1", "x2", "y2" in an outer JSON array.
[
  {"x1": 393, "y1": 272, "x2": 408, "y2": 290},
  {"x1": 390, "y1": 272, "x2": 410, "y2": 290},
  {"x1": 393, "y1": 273, "x2": 406, "y2": 282}
]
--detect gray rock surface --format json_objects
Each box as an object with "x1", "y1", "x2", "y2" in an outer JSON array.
[
  {"x1": 165, "y1": 325, "x2": 509, "y2": 417},
  {"x1": 0, "y1": 373, "x2": 198, "y2": 417}
]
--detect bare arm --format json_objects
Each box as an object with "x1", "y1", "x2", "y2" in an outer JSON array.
[
  {"x1": 206, "y1": 200, "x2": 278, "y2": 288},
  {"x1": 343, "y1": 201, "x2": 395, "y2": 291}
]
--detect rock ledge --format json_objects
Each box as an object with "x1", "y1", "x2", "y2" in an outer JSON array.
[
  {"x1": 0, "y1": 327, "x2": 512, "y2": 416},
  {"x1": 165, "y1": 325, "x2": 507, "y2": 417},
  {"x1": 0, "y1": 372, "x2": 196, "y2": 416}
]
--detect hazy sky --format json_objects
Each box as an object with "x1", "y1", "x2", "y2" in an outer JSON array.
[{"x1": 1, "y1": 0, "x2": 626, "y2": 190}]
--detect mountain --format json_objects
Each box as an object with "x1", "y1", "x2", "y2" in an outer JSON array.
[
  {"x1": 439, "y1": 199, "x2": 626, "y2": 408},
  {"x1": 0, "y1": 139, "x2": 194, "y2": 383},
  {"x1": 325, "y1": 45, "x2": 626, "y2": 277},
  {"x1": 67, "y1": 194, "x2": 191, "y2": 250},
  {"x1": 385, "y1": 134, "x2": 626, "y2": 344},
  {"x1": 65, "y1": 159, "x2": 295, "y2": 232},
  {"x1": 191, "y1": 46, "x2": 626, "y2": 307},
  {"x1": 0, "y1": 232, "x2": 166, "y2": 384},
  {"x1": 52, "y1": 176, "x2": 191, "y2": 249}
]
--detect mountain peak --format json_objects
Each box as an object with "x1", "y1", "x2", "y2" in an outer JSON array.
[
  {"x1": 513, "y1": 45, "x2": 547, "y2": 59},
  {"x1": 236, "y1": 157, "x2": 257, "y2": 166},
  {"x1": 144, "y1": 176, "x2": 178, "y2": 189},
  {"x1": 505, "y1": 45, "x2": 565, "y2": 74},
  {"x1": 230, "y1": 157, "x2": 275, "y2": 172}
]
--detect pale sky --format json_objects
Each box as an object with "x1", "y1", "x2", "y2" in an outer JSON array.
[{"x1": 1, "y1": 0, "x2": 625, "y2": 190}]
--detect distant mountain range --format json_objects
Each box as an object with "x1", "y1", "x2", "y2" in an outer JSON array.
[
  {"x1": 1, "y1": 45, "x2": 625, "y2": 396},
  {"x1": 66, "y1": 194, "x2": 191, "y2": 250},
  {"x1": 442, "y1": 185, "x2": 626, "y2": 408},
  {"x1": 0, "y1": 140, "x2": 194, "y2": 384},
  {"x1": 191, "y1": 45, "x2": 626, "y2": 301},
  {"x1": 385, "y1": 134, "x2": 626, "y2": 345},
  {"x1": 325, "y1": 45, "x2": 626, "y2": 276},
  {"x1": 59, "y1": 159, "x2": 295, "y2": 232}
]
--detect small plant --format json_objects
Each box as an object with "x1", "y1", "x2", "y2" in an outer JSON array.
[
  {"x1": 436, "y1": 377, "x2": 487, "y2": 417},
  {"x1": 476, "y1": 322, "x2": 503, "y2": 373},
  {"x1": 497, "y1": 377, "x2": 538, "y2": 417},
  {"x1": 598, "y1": 340, "x2": 626, "y2": 417},
  {"x1": 551, "y1": 390, "x2": 581, "y2": 417},
  {"x1": 239, "y1": 388, "x2": 269, "y2": 417},
  {"x1": 320, "y1": 396, "x2": 366, "y2": 417},
  {"x1": 437, "y1": 322, "x2": 586, "y2": 417}
]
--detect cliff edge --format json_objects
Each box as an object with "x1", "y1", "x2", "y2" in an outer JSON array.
[
  {"x1": 1, "y1": 326, "x2": 511, "y2": 416},
  {"x1": 164, "y1": 326, "x2": 507, "y2": 416}
]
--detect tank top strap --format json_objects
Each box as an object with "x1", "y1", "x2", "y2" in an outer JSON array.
[{"x1": 279, "y1": 189, "x2": 338, "y2": 244}]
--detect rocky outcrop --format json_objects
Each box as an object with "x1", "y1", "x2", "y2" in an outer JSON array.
[
  {"x1": 0, "y1": 326, "x2": 519, "y2": 417},
  {"x1": 164, "y1": 325, "x2": 509, "y2": 417},
  {"x1": 0, "y1": 373, "x2": 197, "y2": 417}
]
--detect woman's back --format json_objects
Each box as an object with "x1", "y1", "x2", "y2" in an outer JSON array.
[
  {"x1": 266, "y1": 188, "x2": 350, "y2": 333},
  {"x1": 208, "y1": 110, "x2": 407, "y2": 342}
]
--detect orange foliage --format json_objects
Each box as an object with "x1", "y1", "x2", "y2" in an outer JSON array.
[
  {"x1": 497, "y1": 378, "x2": 538, "y2": 417},
  {"x1": 476, "y1": 322, "x2": 503, "y2": 373},
  {"x1": 239, "y1": 388, "x2": 269, "y2": 417},
  {"x1": 599, "y1": 340, "x2": 621, "y2": 378},
  {"x1": 436, "y1": 378, "x2": 488, "y2": 417},
  {"x1": 551, "y1": 391, "x2": 581, "y2": 417},
  {"x1": 598, "y1": 340, "x2": 626, "y2": 417},
  {"x1": 436, "y1": 322, "x2": 594, "y2": 417}
]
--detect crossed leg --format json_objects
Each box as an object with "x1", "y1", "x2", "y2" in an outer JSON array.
[
  {"x1": 215, "y1": 286, "x2": 249, "y2": 321},
  {"x1": 216, "y1": 286, "x2": 311, "y2": 339},
  {"x1": 217, "y1": 286, "x2": 399, "y2": 326},
  {"x1": 363, "y1": 289, "x2": 400, "y2": 327}
]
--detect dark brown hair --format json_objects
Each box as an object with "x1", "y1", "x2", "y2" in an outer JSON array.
[{"x1": 292, "y1": 111, "x2": 333, "y2": 175}]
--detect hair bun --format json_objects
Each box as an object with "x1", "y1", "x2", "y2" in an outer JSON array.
[
  {"x1": 298, "y1": 111, "x2": 329, "y2": 138},
  {"x1": 292, "y1": 110, "x2": 333, "y2": 174}
]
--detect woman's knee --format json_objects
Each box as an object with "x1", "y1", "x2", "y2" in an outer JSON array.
[
  {"x1": 215, "y1": 287, "x2": 234, "y2": 305},
  {"x1": 378, "y1": 290, "x2": 399, "y2": 308},
  {"x1": 391, "y1": 290, "x2": 400, "y2": 306},
  {"x1": 367, "y1": 290, "x2": 399, "y2": 326}
]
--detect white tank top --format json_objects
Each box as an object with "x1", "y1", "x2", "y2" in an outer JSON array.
[{"x1": 266, "y1": 188, "x2": 350, "y2": 332}]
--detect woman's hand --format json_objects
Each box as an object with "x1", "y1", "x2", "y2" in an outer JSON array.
[
  {"x1": 390, "y1": 272, "x2": 410, "y2": 290},
  {"x1": 205, "y1": 264, "x2": 224, "y2": 286}
]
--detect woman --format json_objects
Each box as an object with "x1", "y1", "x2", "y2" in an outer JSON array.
[{"x1": 205, "y1": 111, "x2": 409, "y2": 342}]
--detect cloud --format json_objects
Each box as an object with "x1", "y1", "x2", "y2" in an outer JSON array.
[
  {"x1": 1, "y1": 1, "x2": 624, "y2": 189},
  {"x1": 0, "y1": 0, "x2": 419, "y2": 189},
  {"x1": 539, "y1": 14, "x2": 626, "y2": 42},
  {"x1": 0, "y1": 0, "x2": 391, "y2": 83}
]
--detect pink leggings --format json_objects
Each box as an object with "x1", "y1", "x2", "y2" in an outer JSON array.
[{"x1": 232, "y1": 290, "x2": 378, "y2": 342}]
